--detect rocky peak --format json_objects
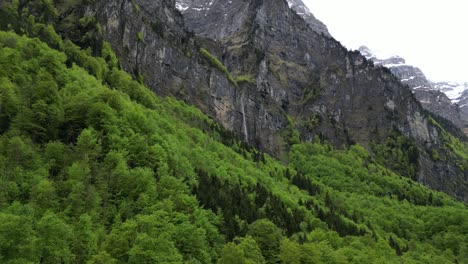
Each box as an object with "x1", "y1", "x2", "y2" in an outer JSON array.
[
  {"x1": 176, "y1": 0, "x2": 330, "y2": 38},
  {"x1": 286, "y1": 0, "x2": 330, "y2": 36},
  {"x1": 175, "y1": 0, "x2": 255, "y2": 40},
  {"x1": 358, "y1": 46, "x2": 405, "y2": 66},
  {"x1": 357, "y1": 45, "x2": 373, "y2": 59},
  {"x1": 434, "y1": 82, "x2": 468, "y2": 133},
  {"x1": 358, "y1": 45, "x2": 467, "y2": 131},
  {"x1": 434, "y1": 82, "x2": 468, "y2": 103},
  {"x1": 458, "y1": 89, "x2": 468, "y2": 134}
]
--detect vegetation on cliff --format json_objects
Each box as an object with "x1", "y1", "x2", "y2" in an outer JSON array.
[{"x1": 0, "y1": 1, "x2": 467, "y2": 263}]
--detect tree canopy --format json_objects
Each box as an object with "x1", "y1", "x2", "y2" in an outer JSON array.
[{"x1": 0, "y1": 1, "x2": 467, "y2": 263}]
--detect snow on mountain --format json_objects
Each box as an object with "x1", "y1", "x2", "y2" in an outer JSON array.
[
  {"x1": 358, "y1": 46, "x2": 401, "y2": 65},
  {"x1": 175, "y1": 0, "x2": 214, "y2": 13},
  {"x1": 433, "y1": 82, "x2": 468, "y2": 103},
  {"x1": 286, "y1": 0, "x2": 311, "y2": 15},
  {"x1": 358, "y1": 45, "x2": 467, "y2": 132},
  {"x1": 175, "y1": 2, "x2": 189, "y2": 11},
  {"x1": 286, "y1": 0, "x2": 330, "y2": 36},
  {"x1": 359, "y1": 46, "x2": 468, "y2": 102},
  {"x1": 359, "y1": 46, "x2": 433, "y2": 90}
]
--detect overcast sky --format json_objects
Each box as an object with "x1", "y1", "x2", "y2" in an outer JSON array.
[{"x1": 303, "y1": 0, "x2": 468, "y2": 83}]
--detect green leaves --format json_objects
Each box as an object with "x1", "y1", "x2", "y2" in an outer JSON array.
[
  {"x1": 0, "y1": 27, "x2": 466, "y2": 264},
  {"x1": 218, "y1": 236, "x2": 265, "y2": 264},
  {"x1": 129, "y1": 234, "x2": 183, "y2": 264},
  {"x1": 247, "y1": 219, "x2": 282, "y2": 263},
  {"x1": 36, "y1": 211, "x2": 74, "y2": 263},
  {"x1": 0, "y1": 78, "x2": 19, "y2": 132},
  {"x1": 0, "y1": 210, "x2": 37, "y2": 263}
]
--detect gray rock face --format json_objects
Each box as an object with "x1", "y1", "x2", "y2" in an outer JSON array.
[
  {"x1": 435, "y1": 82, "x2": 468, "y2": 134},
  {"x1": 175, "y1": 0, "x2": 251, "y2": 41},
  {"x1": 391, "y1": 66, "x2": 432, "y2": 89},
  {"x1": 285, "y1": 0, "x2": 330, "y2": 36},
  {"x1": 460, "y1": 89, "x2": 468, "y2": 134},
  {"x1": 434, "y1": 82, "x2": 468, "y2": 104},
  {"x1": 84, "y1": 0, "x2": 466, "y2": 201},
  {"x1": 359, "y1": 46, "x2": 406, "y2": 66},
  {"x1": 358, "y1": 46, "x2": 466, "y2": 131},
  {"x1": 175, "y1": 0, "x2": 330, "y2": 37}
]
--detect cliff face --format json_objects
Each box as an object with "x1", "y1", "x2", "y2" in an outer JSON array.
[
  {"x1": 171, "y1": 0, "x2": 439, "y2": 148},
  {"x1": 73, "y1": 0, "x2": 467, "y2": 201},
  {"x1": 286, "y1": 0, "x2": 330, "y2": 36},
  {"x1": 358, "y1": 46, "x2": 467, "y2": 131},
  {"x1": 435, "y1": 82, "x2": 468, "y2": 133},
  {"x1": 459, "y1": 89, "x2": 468, "y2": 134}
]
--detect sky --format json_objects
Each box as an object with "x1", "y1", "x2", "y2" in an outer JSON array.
[{"x1": 302, "y1": 0, "x2": 468, "y2": 83}]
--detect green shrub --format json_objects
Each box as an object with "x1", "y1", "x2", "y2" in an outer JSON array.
[
  {"x1": 200, "y1": 48, "x2": 237, "y2": 86},
  {"x1": 234, "y1": 75, "x2": 256, "y2": 84}
]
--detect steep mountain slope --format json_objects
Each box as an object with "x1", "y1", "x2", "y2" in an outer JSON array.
[
  {"x1": 358, "y1": 46, "x2": 433, "y2": 89},
  {"x1": 435, "y1": 82, "x2": 468, "y2": 134},
  {"x1": 285, "y1": 0, "x2": 330, "y2": 36},
  {"x1": 0, "y1": 22, "x2": 467, "y2": 264},
  {"x1": 459, "y1": 89, "x2": 468, "y2": 134},
  {"x1": 434, "y1": 82, "x2": 468, "y2": 104},
  {"x1": 158, "y1": 0, "x2": 466, "y2": 200},
  {"x1": 0, "y1": 1, "x2": 468, "y2": 263},
  {"x1": 18, "y1": 0, "x2": 464, "y2": 200},
  {"x1": 175, "y1": 0, "x2": 330, "y2": 37},
  {"x1": 358, "y1": 46, "x2": 466, "y2": 131}
]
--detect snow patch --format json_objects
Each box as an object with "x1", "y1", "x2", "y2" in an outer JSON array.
[
  {"x1": 385, "y1": 100, "x2": 396, "y2": 111},
  {"x1": 401, "y1": 76, "x2": 415, "y2": 82},
  {"x1": 412, "y1": 86, "x2": 425, "y2": 90},
  {"x1": 434, "y1": 82, "x2": 467, "y2": 101},
  {"x1": 383, "y1": 63, "x2": 407, "y2": 68},
  {"x1": 176, "y1": 3, "x2": 189, "y2": 11},
  {"x1": 359, "y1": 46, "x2": 397, "y2": 61}
]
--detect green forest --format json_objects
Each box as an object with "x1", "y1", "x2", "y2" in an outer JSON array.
[{"x1": 0, "y1": 1, "x2": 467, "y2": 263}]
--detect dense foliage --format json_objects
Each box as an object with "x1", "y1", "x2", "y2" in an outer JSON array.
[{"x1": 0, "y1": 1, "x2": 467, "y2": 263}]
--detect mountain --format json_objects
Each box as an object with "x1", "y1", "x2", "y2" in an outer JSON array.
[
  {"x1": 285, "y1": 0, "x2": 330, "y2": 36},
  {"x1": 434, "y1": 81, "x2": 468, "y2": 103},
  {"x1": 4, "y1": 0, "x2": 462, "y2": 198},
  {"x1": 358, "y1": 46, "x2": 468, "y2": 134},
  {"x1": 0, "y1": 1, "x2": 467, "y2": 263},
  {"x1": 150, "y1": 0, "x2": 466, "y2": 201},
  {"x1": 358, "y1": 46, "x2": 433, "y2": 89},
  {"x1": 434, "y1": 82, "x2": 468, "y2": 132},
  {"x1": 175, "y1": 0, "x2": 330, "y2": 37},
  {"x1": 461, "y1": 95, "x2": 468, "y2": 134}
]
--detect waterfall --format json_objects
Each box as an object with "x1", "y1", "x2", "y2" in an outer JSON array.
[{"x1": 240, "y1": 91, "x2": 249, "y2": 142}]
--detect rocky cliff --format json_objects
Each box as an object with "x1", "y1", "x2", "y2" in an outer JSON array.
[
  {"x1": 435, "y1": 82, "x2": 468, "y2": 134},
  {"x1": 53, "y1": 0, "x2": 466, "y2": 201},
  {"x1": 358, "y1": 46, "x2": 467, "y2": 131},
  {"x1": 285, "y1": 0, "x2": 330, "y2": 37}
]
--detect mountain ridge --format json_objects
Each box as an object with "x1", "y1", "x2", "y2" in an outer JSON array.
[
  {"x1": 285, "y1": 0, "x2": 330, "y2": 36},
  {"x1": 42, "y1": 0, "x2": 466, "y2": 200},
  {"x1": 358, "y1": 45, "x2": 468, "y2": 135},
  {"x1": 0, "y1": 1, "x2": 467, "y2": 263},
  {"x1": 158, "y1": 0, "x2": 467, "y2": 200}
]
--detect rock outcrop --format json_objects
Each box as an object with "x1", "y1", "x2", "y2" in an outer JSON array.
[
  {"x1": 285, "y1": 0, "x2": 330, "y2": 36},
  {"x1": 72, "y1": 0, "x2": 467, "y2": 201},
  {"x1": 434, "y1": 82, "x2": 468, "y2": 132},
  {"x1": 460, "y1": 90, "x2": 468, "y2": 135},
  {"x1": 359, "y1": 46, "x2": 467, "y2": 132}
]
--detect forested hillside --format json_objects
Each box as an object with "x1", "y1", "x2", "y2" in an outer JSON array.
[{"x1": 0, "y1": 1, "x2": 467, "y2": 263}]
